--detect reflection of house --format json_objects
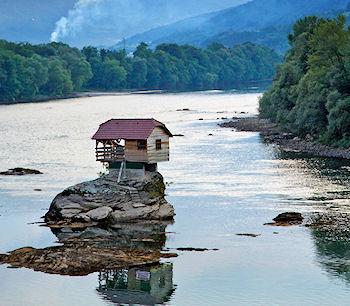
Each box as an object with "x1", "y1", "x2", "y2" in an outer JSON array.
[
  {"x1": 92, "y1": 119, "x2": 173, "y2": 178},
  {"x1": 97, "y1": 263, "x2": 175, "y2": 305}
]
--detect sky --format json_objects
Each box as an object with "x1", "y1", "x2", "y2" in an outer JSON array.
[{"x1": 0, "y1": 0, "x2": 249, "y2": 47}]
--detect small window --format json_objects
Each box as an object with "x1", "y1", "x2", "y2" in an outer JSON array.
[
  {"x1": 156, "y1": 139, "x2": 162, "y2": 150},
  {"x1": 137, "y1": 140, "x2": 147, "y2": 150}
]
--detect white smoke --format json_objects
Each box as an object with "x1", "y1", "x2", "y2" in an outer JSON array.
[
  {"x1": 50, "y1": 0, "x2": 248, "y2": 47},
  {"x1": 51, "y1": 0, "x2": 103, "y2": 43}
]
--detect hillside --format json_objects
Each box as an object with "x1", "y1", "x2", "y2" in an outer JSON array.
[
  {"x1": 114, "y1": 0, "x2": 350, "y2": 52},
  {"x1": 50, "y1": 0, "x2": 248, "y2": 47}
]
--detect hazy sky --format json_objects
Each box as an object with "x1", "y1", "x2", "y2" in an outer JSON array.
[{"x1": 50, "y1": 0, "x2": 249, "y2": 47}]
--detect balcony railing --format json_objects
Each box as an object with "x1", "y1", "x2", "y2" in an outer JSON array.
[{"x1": 96, "y1": 146, "x2": 125, "y2": 162}]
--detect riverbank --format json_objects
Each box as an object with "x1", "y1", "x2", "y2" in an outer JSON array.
[
  {"x1": 219, "y1": 117, "x2": 350, "y2": 159},
  {"x1": 0, "y1": 90, "x2": 164, "y2": 106}
]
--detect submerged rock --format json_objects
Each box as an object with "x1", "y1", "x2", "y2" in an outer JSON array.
[
  {"x1": 45, "y1": 172, "x2": 175, "y2": 225},
  {"x1": 0, "y1": 244, "x2": 176, "y2": 276},
  {"x1": 0, "y1": 167, "x2": 43, "y2": 175},
  {"x1": 236, "y1": 233, "x2": 261, "y2": 238}
]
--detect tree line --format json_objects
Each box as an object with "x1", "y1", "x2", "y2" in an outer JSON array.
[
  {"x1": 260, "y1": 15, "x2": 350, "y2": 148},
  {"x1": 0, "y1": 39, "x2": 280, "y2": 103}
]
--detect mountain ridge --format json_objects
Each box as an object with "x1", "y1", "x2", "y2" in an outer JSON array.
[{"x1": 114, "y1": 0, "x2": 350, "y2": 52}]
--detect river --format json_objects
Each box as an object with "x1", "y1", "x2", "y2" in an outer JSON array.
[{"x1": 0, "y1": 91, "x2": 350, "y2": 305}]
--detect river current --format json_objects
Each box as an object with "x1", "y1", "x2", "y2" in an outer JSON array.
[{"x1": 0, "y1": 92, "x2": 350, "y2": 305}]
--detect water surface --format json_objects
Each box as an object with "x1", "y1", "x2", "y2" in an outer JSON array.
[{"x1": 0, "y1": 92, "x2": 350, "y2": 305}]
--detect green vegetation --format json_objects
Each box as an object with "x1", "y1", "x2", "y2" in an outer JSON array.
[
  {"x1": 0, "y1": 40, "x2": 92, "y2": 102},
  {"x1": 260, "y1": 15, "x2": 350, "y2": 148},
  {"x1": 0, "y1": 40, "x2": 280, "y2": 103}
]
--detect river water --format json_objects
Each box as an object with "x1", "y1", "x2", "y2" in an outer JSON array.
[{"x1": 0, "y1": 92, "x2": 350, "y2": 306}]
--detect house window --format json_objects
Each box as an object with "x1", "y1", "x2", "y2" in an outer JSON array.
[
  {"x1": 156, "y1": 139, "x2": 162, "y2": 150},
  {"x1": 137, "y1": 140, "x2": 147, "y2": 150}
]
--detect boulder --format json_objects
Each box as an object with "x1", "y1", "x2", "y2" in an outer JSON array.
[
  {"x1": 273, "y1": 212, "x2": 304, "y2": 223},
  {"x1": 60, "y1": 209, "x2": 83, "y2": 219},
  {"x1": 45, "y1": 172, "x2": 175, "y2": 225},
  {"x1": 86, "y1": 206, "x2": 112, "y2": 221}
]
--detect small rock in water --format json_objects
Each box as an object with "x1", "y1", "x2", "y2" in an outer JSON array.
[
  {"x1": 176, "y1": 108, "x2": 190, "y2": 111},
  {"x1": 273, "y1": 212, "x2": 304, "y2": 223},
  {"x1": 0, "y1": 168, "x2": 43, "y2": 176},
  {"x1": 236, "y1": 233, "x2": 261, "y2": 238},
  {"x1": 265, "y1": 212, "x2": 304, "y2": 226},
  {"x1": 33, "y1": 189, "x2": 42, "y2": 192},
  {"x1": 174, "y1": 247, "x2": 219, "y2": 252}
]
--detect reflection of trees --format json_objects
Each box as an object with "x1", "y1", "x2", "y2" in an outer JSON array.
[
  {"x1": 276, "y1": 151, "x2": 350, "y2": 183},
  {"x1": 311, "y1": 227, "x2": 350, "y2": 283},
  {"x1": 97, "y1": 263, "x2": 175, "y2": 305}
]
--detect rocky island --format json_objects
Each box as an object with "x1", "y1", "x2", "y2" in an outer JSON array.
[{"x1": 0, "y1": 171, "x2": 176, "y2": 275}]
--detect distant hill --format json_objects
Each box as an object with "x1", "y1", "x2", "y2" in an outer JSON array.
[
  {"x1": 50, "y1": 0, "x2": 248, "y2": 47},
  {"x1": 0, "y1": 0, "x2": 76, "y2": 44},
  {"x1": 114, "y1": 0, "x2": 350, "y2": 53}
]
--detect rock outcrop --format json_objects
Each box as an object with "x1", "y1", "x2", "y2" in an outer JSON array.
[{"x1": 45, "y1": 172, "x2": 175, "y2": 225}]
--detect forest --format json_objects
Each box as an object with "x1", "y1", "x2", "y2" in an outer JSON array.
[
  {"x1": 0, "y1": 40, "x2": 280, "y2": 103},
  {"x1": 259, "y1": 15, "x2": 350, "y2": 148}
]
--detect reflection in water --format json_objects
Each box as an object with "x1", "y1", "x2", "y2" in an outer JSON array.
[
  {"x1": 278, "y1": 151, "x2": 350, "y2": 183},
  {"x1": 97, "y1": 263, "x2": 175, "y2": 305},
  {"x1": 311, "y1": 227, "x2": 350, "y2": 284},
  {"x1": 50, "y1": 222, "x2": 176, "y2": 304},
  {"x1": 274, "y1": 150, "x2": 350, "y2": 206},
  {"x1": 51, "y1": 221, "x2": 171, "y2": 250}
]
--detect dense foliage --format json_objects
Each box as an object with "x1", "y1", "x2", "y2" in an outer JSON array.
[
  {"x1": 260, "y1": 15, "x2": 350, "y2": 148},
  {"x1": 0, "y1": 40, "x2": 280, "y2": 103},
  {"x1": 0, "y1": 40, "x2": 92, "y2": 102}
]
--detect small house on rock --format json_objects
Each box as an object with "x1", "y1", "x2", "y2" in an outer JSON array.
[{"x1": 92, "y1": 119, "x2": 172, "y2": 178}]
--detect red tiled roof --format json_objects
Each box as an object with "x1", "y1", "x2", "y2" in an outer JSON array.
[{"x1": 92, "y1": 118, "x2": 172, "y2": 140}]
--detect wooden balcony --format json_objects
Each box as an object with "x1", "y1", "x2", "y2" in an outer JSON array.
[{"x1": 96, "y1": 146, "x2": 125, "y2": 162}]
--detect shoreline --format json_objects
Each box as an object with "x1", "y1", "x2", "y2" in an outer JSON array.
[
  {"x1": 219, "y1": 117, "x2": 350, "y2": 160},
  {"x1": 0, "y1": 90, "x2": 165, "y2": 106},
  {"x1": 0, "y1": 85, "x2": 269, "y2": 106}
]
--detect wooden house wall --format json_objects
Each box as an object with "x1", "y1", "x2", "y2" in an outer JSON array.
[
  {"x1": 125, "y1": 140, "x2": 148, "y2": 162},
  {"x1": 147, "y1": 127, "x2": 170, "y2": 163}
]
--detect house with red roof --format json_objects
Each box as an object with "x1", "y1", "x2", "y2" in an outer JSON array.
[{"x1": 92, "y1": 119, "x2": 172, "y2": 178}]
